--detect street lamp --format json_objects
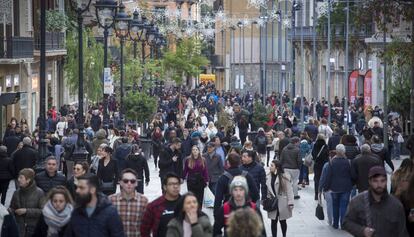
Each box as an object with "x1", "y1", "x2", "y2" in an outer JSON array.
[
  {"x1": 146, "y1": 23, "x2": 159, "y2": 59},
  {"x1": 115, "y1": 2, "x2": 131, "y2": 122},
  {"x1": 130, "y1": 9, "x2": 145, "y2": 59},
  {"x1": 68, "y1": 0, "x2": 92, "y2": 162},
  {"x1": 95, "y1": 0, "x2": 117, "y2": 128}
]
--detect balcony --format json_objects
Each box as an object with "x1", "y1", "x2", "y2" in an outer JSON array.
[
  {"x1": 211, "y1": 54, "x2": 226, "y2": 69},
  {"x1": 290, "y1": 24, "x2": 374, "y2": 41},
  {"x1": 34, "y1": 32, "x2": 66, "y2": 56},
  {"x1": 0, "y1": 37, "x2": 34, "y2": 59}
]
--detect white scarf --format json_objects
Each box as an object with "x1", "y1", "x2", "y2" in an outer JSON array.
[{"x1": 42, "y1": 200, "x2": 73, "y2": 237}]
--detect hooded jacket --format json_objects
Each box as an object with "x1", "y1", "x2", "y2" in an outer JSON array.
[
  {"x1": 371, "y1": 143, "x2": 394, "y2": 171},
  {"x1": 125, "y1": 153, "x2": 150, "y2": 183},
  {"x1": 10, "y1": 181, "x2": 44, "y2": 237},
  {"x1": 279, "y1": 143, "x2": 302, "y2": 170},
  {"x1": 92, "y1": 130, "x2": 109, "y2": 154},
  {"x1": 350, "y1": 153, "x2": 381, "y2": 192},
  {"x1": 65, "y1": 193, "x2": 124, "y2": 237}
]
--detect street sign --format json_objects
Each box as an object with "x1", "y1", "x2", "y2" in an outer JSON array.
[{"x1": 103, "y1": 67, "x2": 113, "y2": 94}]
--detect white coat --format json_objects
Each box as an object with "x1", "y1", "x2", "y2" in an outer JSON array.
[{"x1": 265, "y1": 172, "x2": 294, "y2": 220}]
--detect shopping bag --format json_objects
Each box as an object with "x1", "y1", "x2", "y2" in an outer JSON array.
[
  {"x1": 315, "y1": 196, "x2": 325, "y2": 220},
  {"x1": 203, "y1": 187, "x2": 215, "y2": 208}
]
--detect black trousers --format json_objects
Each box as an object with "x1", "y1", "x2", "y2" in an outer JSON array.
[
  {"x1": 187, "y1": 183, "x2": 205, "y2": 209},
  {"x1": 0, "y1": 179, "x2": 9, "y2": 204}
]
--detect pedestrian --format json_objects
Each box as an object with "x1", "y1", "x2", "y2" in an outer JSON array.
[
  {"x1": 203, "y1": 142, "x2": 224, "y2": 195},
  {"x1": 214, "y1": 153, "x2": 259, "y2": 214},
  {"x1": 66, "y1": 161, "x2": 88, "y2": 198},
  {"x1": 298, "y1": 132, "x2": 312, "y2": 187},
  {"x1": 396, "y1": 172, "x2": 414, "y2": 236},
  {"x1": 320, "y1": 144, "x2": 353, "y2": 229},
  {"x1": 3, "y1": 129, "x2": 20, "y2": 157},
  {"x1": 183, "y1": 145, "x2": 209, "y2": 207},
  {"x1": 391, "y1": 119, "x2": 403, "y2": 160},
  {"x1": 351, "y1": 144, "x2": 382, "y2": 193},
  {"x1": 279, "y1": 137, "x2": 302, "y2": 199},
  {"x1": 10, "y1": 168, "x2": 44, "y2": 237},
  {"x1": 125, "y1": 144, "x2": 150, "y2": 194},
  {"x1": 141, "y1": 172, "x2": 181, "y2": 237},
  {"x1": 33, "y1": 186, "x2": 74, "y2": 237},
  {"x1": 92, "y1": 129, "x2": 109, "y2": 155},
  {"x1": 266, "y1": 159, "x2": 294, "y2": 237},
  {"x1": 109, "y1": 168, "x2": 149, "y2": 237},
  {"x1": 328, "y1": 128, "x2": 342, "y2": 151},
  {"x1": 0, "y1": 145, "x2": 14, "y2": 204},
  {"x1": 370, "y1": 135, "x2": 394, "y2": 171},
  {"x1": 166, "y1": 192, "x2": 213, "y2": 237},
  {"x1": 12, "y1": 137, "x2": 38, "y2": 177},
  {"x1": 65, "y1": 173, "x2": 124, "y2": 237},
  {"x1": 113, "y1": 137, "x2": 132, "y2": 173},
  {"x1": 97, "y1": 146, "x2": 118, "y2": 195},
  {"x1": 151, "y1": 127, "x2": 164, "y2": 169},
  {"x1": 253, "y1": 128, "x2": 267, "y2": 164},
  {"x1": 341, "y1": 134, "x2": 360, "y2": 161},
  {"x1": 158, "y1": 138, "x2": 182, "y2": 187},
  {"x1": 318, "y1": 118, "x2": 333, "y2": 141},
  {"x1": 227, "y1": 208, "x2": 264, "y2": 237},
  {"x1": 90, "y1": 143, "x2": 107, "y2": 174},
  {"x1": 312, "y1": 134, "x2": 329, "y2": 200},
  {"x1": 240, "y1": 150, "x2": 267, "y2": 201},
  {"x1": 212, "y1": 136, "x2": 227, "y2": 164},
  {"x1": 213, "y1": 175, "x2": 265, "y2": 237},
  {"x1": 343, "y1": 166, "x2": 409, "y2": 237},
  {"x1": 35, "y1": 156, "x2": 67, "y2": 193},
  {"x1": 405, "y1": 128, "x2": 414, "y2": 159},
  {"x1": 391, "y1": 158, "x2": 413, "y2": 196},
  {"x1": 0, "y1": 203, "x2": 19, "y2": 237}
]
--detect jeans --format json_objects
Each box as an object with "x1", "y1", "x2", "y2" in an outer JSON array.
[
  {"x1": 285, "y1": 168, "x2": 300, "y2": 196},
  {"x1": 298, "y1": 164, "x2": 309, "y2": 183},
  {"x1": 331, "y1": 191, "x2": 350, "y2": 229},
  {"x1": 392, "y1": 141, "x2": 401, "y2": 159},
  {"x1": 324, "y1": 191, "x2": 333, "y2": 226}
]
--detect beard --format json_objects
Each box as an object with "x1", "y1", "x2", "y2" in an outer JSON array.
[
  {"x1": 75, "y1": 193, "x2": 92, "y2": 207},
  {"x1": 371, "y1": 186, "x2": 386, "y2": 196}
]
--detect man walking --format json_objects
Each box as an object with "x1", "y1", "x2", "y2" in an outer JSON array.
[
  {"x1": 351, "y1": 144, "x2": 381, "y2": 193},
  {"x1": 35, "y1": 156, "x2": 66, "y2": 193},
  {"x1": 65, "y1": 174, "x2": 124, "y2": 237},
  {"x1": 158, "y1": 138, "x2": 182, "y2": 187},
  {"x1": 110, "y1": 168, "x2": 148, "y2": 237},
  {"x1": 343, "y1": 166, "x2": 409, "y2": 237},
  {"x1": 279, "y1": 137, "x2": 302, "y2": 199}
]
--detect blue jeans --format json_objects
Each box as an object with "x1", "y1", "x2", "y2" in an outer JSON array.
[
  {"x1": 298, "y1": 164, "x2": 309, "y2": 183},
  {"x1": 392, "y1": 141, "x2": 401, "y2": 159},
  {"x1": 331, "y1": 192, "x2": 350, "y2": 229},
  {"x1": 324, "y1": 191, "x2": 333, "y2": 226}
]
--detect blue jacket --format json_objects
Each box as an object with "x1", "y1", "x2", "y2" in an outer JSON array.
[
  {"x1": 64, "y1": 193, "x2": 124, "y2": 237},
  {"x1": 240, "y1": 162, "x2": 267, "y2": 199},
  {"x1": 323, "y1": 157, "x2": 353, "y2": 193}
]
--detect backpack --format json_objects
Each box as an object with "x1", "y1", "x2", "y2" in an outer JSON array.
[
  {"x1": 223, "y1": 171, "x2": 248, "y2": 201},
  {"x1": 223, "y1": 201, "x2": 256, "y2": 225},
  {"x1": 257, "y1": 136, "x2": 267, "y2": 151}
]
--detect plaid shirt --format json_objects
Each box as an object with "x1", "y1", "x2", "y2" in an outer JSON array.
[
  {"x1": 109, "y1": 192, "x2": 148, "y2": 237},
  {"x1": 140, "y1": 196, "x2": 167, "y2": 237}
]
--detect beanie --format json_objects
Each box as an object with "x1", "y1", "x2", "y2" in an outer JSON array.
[{"x1": 229, "y1": 175, "x2": 249, "y2": 194}]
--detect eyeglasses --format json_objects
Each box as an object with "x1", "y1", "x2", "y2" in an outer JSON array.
[
  {"x1": 122, "y1": 179, "x2": 137, "y2": 184},
  {"x1": 166, "y1": 182, "x2": 180, "y2": 187}
]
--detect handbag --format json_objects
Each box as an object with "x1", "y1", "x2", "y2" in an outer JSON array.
[
  {"x1": 315, "y1": 195, "x2": 324, "y2": 220},
  {"x1": 100, "y1": 181, "x2": 115, "y2": 192},
  {"x1": 397, "y1": 134, "x2": 404, "y2": 143},
  {"x1": 263, "y1": 195, "x2": 279, "y2": 212},
  {"x1": 304, "y1": 152, "x2": 313, "y2": 167}
]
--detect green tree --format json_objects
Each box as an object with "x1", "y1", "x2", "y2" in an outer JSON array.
[
  {"x1": 251, "y1": 101, "x2": 272, "y2": 131},
  {"x1": 65, "y1": 29, "x2": 104, "y2": 102},
  {"x1": 124, "y1": 92, "x2": 158, "y2": 124}
]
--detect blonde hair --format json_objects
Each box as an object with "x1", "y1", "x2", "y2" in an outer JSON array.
[{"x1": 227, "y1": 208, "x2": 263, "y2": 237}]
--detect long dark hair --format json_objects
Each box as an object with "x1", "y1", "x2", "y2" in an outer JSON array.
[
  {"x1": 173, "y1": 192, "x2": 204, "y2": 221},
  {"x1": 271, "y1": 159, "x2": 286, "y2": 194}
]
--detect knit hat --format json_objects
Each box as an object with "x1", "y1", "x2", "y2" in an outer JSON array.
[
  {"x1": 230, "y1": 175, "x2": 249, "y2": 194},
  {"x1": 0, "y1": 145, "x2": 7, "y2": 153},
  {"x1": 19, "y1": 168, "x2": 35, "y2": 182}
]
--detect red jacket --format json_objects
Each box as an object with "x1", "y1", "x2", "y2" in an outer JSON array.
[{"x1": 140, "y1": 195, "x2": 169, "y2": 237}]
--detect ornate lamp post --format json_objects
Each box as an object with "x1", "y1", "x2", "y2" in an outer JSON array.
[
  {"x1": 146, "y1": 23, "x2": 159, "y2": 59},
  {"x1": 95, "y1": 0, "x2": 117, "y2": 128},
  {"x1": 114, "y1": 2, "x2": 131, "y2": 121},
  {"x1": 129, "y1": 10, "x2": 145, "y2": 59},
  {"x1": 68, "y1": 0, "x2": 93, "y2": 162}
]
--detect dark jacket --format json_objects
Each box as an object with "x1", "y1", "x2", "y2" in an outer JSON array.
[
  {"x1": 66, "y1": 177, "x2": 77, "y2": 198},
  {"x1": 12, "y1": 145, "x2": 38, "y2": 177},
  {"x1": 278, "y1": 137, "x2": 290, "y2": 154},
  {"x1": 351, "y1": 153, "x2": 381, "y2": 192},
  {"x1": 279, "y1": 143, "x2": 302, "y2": 170},
  {"x1": 0, "y1": 150, "x2": 14, "y2": 180},
  {"x1": 343, "y1": 191, "x2": 409, "y2": 237},
  {"x1": 35, "y1": 171, "x2": 67, "y2": 193},
  {"x1": 371, "y1": 143, "x2": 394, "y2": 171},
  {"x1": 158, "y1": 145, "x2": 182, "y2": 178},
  {"x1": 10, "y1": 181, "x2": 44, "y2": 237},
  {"x1": 3, "y1": 135, "x2": 20, "y2": 157},
  {"x1": 113, "y1": 143, "x2": 132, "y2": 173},
  {"x1": 213, "y1": 167, "x2": 259, "y2": 214},
  {"x1": 312, "y1": 140, "x2": 329, "y2": 173},
  {"x1": 64, "y1": 193, "x2": 124, "y2": 237},
  {"x1": 328, "y1": 134, "x2": 341, "y2": 151},
  {"x1": 324, "y1": 156, "x2": 353, "y2": 193},
  {"x1": 166, "y1": 214, "x2": 212, "y2": 237},
  {"x1": 253, "y1": 133, "x2": 267, "y2": 154},
  {"x1": 0, "y1": 205, "x2": 19, "y2": 237},
  {"x1": 33, "y1": 213, "x2": 68, "y2": 237},
  {"x1": 240, "y1": 161, "x2": 267, "y2": 199},
  {"x1": 304, "y1": 124, "x2": 318, "y2": 141},
  {"x1": 204, "y1": 152, "x2": 224, "y2": 183},
  {"x1": 406, "y1": 134, "x2": 414, "y2": 156},
  {"x1": 344, "y1": 144, "x2": 360, "y2": 160},
  {"x1": 125, "y1": 153, "x2": 150, "y2": 183},
  {"x1": 90, "y1": 114, "x2": 102, "y2": 132}
]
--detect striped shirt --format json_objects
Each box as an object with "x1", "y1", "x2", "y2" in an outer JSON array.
[{"x1": 109, "y1": 191, "x2": 148, "y2": 237}]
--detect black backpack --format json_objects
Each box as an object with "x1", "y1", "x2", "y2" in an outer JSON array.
[{"x1": 257, "y1": 136, "x2": 267, "y2": 150}]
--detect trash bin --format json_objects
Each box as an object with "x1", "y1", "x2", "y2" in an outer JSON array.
[{"x1": 139, "y1": 137, "x2": 152, "y2": 160}]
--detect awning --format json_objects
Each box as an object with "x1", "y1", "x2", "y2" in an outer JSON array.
[{"x1": 0, "y1": 92, "x2": 21, "y2": 106}]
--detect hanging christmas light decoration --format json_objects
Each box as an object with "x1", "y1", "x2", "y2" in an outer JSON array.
[{"x1": 247, "y1": 0, "x2": 269, "y2": 9}]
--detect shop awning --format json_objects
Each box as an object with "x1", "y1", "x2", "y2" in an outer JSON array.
[{"x1": 0, "y1": 92, "x2": 21, "y2": 106}]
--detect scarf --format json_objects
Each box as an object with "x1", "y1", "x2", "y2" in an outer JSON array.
[{"x1": 42, "y1": 200, "x2": 73, "y2": 237}]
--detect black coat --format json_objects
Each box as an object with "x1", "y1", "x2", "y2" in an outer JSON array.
[
  {"x1": 125, "y1": 153, "x2": 150, "y2": 183},
  {"x1": 33, "y1": 213, "x2": 68, "y2": 237},
  {"x1": 12, "y1": 145, "x2": 38, "y2": 177},
  {"x1": 312, "y1": 140, "x2": 329, "y2": 173},
  {"x1": 0, "y1": 151, "x2": 14, "y2": 180},
  {"x1": 0, "y1": 211, "x2": 19, "y2": 237},
  {"x1": 158, "y1": 145, "x2": 182, "y2": 178},
  {"x1": 35, "y1": 171, "x2": 67, "y2": 193},
  {"x1": 3, "y1": 135, "x2": 20, "y2": 157}
]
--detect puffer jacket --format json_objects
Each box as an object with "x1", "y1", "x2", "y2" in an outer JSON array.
[
  {"x1": 204, "y1": 152, "x2": 224, "y2": 183},
  {"x1": 65, "y1": 193, "x2": 124, "y2": 237},
  {"x1": 10, "y1": 181, "x2": 44, "y2": 237},
  {"x1": 344, "y1": 144, "x2": 360, "y2": 160},
  {"x1": 279, "y1": 143, "x2": 302, "y2": 170},
  {"x1": 240, "y1": 161, "x2": 267, "y2": 199},
  {"x1": 371, "y1": 143, "x2": 394, "y2": 171},
  {"x1": 0, "y1": 150, "x2": 14, "y2": 180},
  {"x1": 166, "y1": 214, "x2": 212, "y2": 237},
  {"x1": 35, "y1": 171, "x2": 67, "y2": 193},
  {"x1": 125, "y1": 153, "x2": 150, "y2": 183}
]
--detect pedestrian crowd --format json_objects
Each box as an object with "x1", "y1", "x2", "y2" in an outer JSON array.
[{"x1": 0, "y1": 83, "x2": 413, "y2": 237}]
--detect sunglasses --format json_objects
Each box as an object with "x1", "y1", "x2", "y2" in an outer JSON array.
[{"x1": 122, "y1": 179, "x2": 137, "y2": 184}]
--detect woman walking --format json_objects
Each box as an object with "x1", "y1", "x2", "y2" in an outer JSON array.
[
  {"x1": 97, "y1": 146, "x2": 118, "y2": 195},
  {"x1": 298, "y1": 132, "x2": 312, "y2": 187},
  {"x1": 66, "y1": 161, "x2": 88, "y2": 198},
  {"x1": 312, "y1": 134, "x2": 329, "y2": 200},
  {"x1": 33, "y1": 186, "x2": 74, "y2": 237},
  {"x1": 266, "y1": 159, "x2": 294, "y2": 237},
  {"x1": 151, "y1": 127, "x2": 164, "y2": 169},
  {"x1": 183, "y1": 146, "x2": 209, "y2": 207}
]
